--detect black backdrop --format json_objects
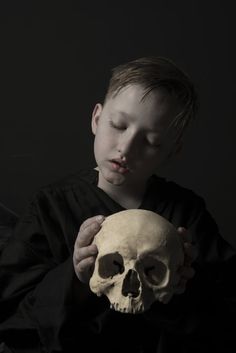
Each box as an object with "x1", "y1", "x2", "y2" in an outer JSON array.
[{"x1": 0, "y1": 1, "x2": 235, "y2": 247}]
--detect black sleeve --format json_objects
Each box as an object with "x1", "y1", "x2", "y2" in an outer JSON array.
[
  {"x1": 0, "y1": 191, "x2": 108, "y2": 352},
  {"x1": 172, "y1": 195, "x2": 236, "y2": 350},
  {"x1": 143, "y1": 192, "x2": 236, "y2": 352}
]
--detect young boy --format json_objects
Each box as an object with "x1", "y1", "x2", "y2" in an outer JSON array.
[{"x1": 0, "y1": 57, "x2": 235, "y2": 353}]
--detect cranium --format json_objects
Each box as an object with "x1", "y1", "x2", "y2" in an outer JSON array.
[{"x1": 89, "y1": 209, "x2": 184, "y2": 314}]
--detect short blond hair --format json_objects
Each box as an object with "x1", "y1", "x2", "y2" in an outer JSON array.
[{"x1": 104, "y1": 56, "x2": 198, "y2": 145}]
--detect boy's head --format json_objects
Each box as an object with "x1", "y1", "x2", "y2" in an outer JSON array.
[
  {"x1": 103, "y1": 56, "x2": 198, "y2": 146},
  {"x1": 92, "y1": 56, "x2": 198, "y2": 189}
]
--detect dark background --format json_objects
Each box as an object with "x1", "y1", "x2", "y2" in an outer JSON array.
[{"x1": 0, "y1": 1, "x2": 235, "y2": 247}]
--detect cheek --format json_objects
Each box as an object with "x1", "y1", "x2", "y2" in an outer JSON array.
[
  {"x1": 145, "y1": 148, "x2": 162, "y2": 160},
  {"x1": 94, "y1": 130, "x2": 116, "y2": 152},
  {"x1": 143, "y1": 151, "x2": 166, "y2": 169}
]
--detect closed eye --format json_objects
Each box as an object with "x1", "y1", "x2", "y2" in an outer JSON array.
[
  {"x1": 109, "y1": 120, "x2": 126, "y2": 131},
  {"x1": 146, "y1": 140, "x2": 161, "y2": 149}
]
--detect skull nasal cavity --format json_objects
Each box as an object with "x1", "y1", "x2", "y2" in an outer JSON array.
[{"x1": 122, "y1": 269, "x2": 140, "y2": 298}]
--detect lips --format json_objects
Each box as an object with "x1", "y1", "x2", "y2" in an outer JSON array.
[
  {"x1": 110, "y1": 159, "x2": 130, "y2": 174},
  {"x1": 111, "y1": 158, "x2": 128, "y2": 168}
]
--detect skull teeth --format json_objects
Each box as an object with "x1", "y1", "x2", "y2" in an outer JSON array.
[{"x1": 109, "y1": 301, "x2": 145, "y2": 314}]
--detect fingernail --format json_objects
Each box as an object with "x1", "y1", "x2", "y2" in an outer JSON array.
[{"x1": 96, "y1": 215, "x2": 105, "y2": 222}]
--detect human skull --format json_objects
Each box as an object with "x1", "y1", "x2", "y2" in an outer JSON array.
[{"x1": 89, "y1": 209, "x2": 184, "y2": 314}]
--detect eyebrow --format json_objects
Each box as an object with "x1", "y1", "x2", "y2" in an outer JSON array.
[{"x1": 111, "y1": 111, "x2": 133, "y2": 119}]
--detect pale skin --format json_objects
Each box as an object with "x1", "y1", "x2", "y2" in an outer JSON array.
[{"x1": 73, "y1": 84, "x2": 197, "y2": 293}]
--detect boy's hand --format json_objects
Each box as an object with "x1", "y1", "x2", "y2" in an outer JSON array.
[
  {"x1": 73, "y1": 215, "x2": 105, "y2": 283},
  {"x1": 175, "y1": 227, "x2": 198, "y2": 294}
]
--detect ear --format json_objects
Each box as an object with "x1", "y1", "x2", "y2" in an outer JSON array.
[{"x1": 91, "y1": 103, "x2": 103, "y2": 135}]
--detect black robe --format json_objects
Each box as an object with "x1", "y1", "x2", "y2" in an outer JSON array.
[{"x1": 0, "y1": 169, "x2": 235, "y2": 353}]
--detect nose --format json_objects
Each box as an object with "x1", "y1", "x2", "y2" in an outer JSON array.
[
  {"x1": 122, "y1": 269, "x2": 140, "y2": 298},
  {"x1": 117, "y1": 131, "x2": 139, "y2": 159}
]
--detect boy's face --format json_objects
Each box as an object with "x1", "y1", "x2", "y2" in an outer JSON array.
[{"x1": 91, "y1": 84, "x2": 181, "y2": 188}]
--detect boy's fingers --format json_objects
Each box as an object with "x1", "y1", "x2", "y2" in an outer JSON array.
[
  {"x1": 183, "y1": 243, "x2": 198, "y2": 262},
  {"x1": 74, "y1": 244, "x2": 98, "y2": 263},
  {"x1": 178, "y1": 265, "x2": 195, "y2": 279},
  {"x1": 75, "y1": 256, "x2": 96, "y2": 282},
  {"x1": 76, "y1": 222, "x2": 102, "y2": 248},
  {"x1": 76, "y1": 256, "x2": 96, "y2": 272},
  {"x1": 177, "y1": 227, "x2": 198, "y2": 262},
  {"x1": 177, "y1": 226, "x2": 192, "y2": 243},
  {"x1": 80, "y1": 215, "x2": 105, "y2": 231},
  {"x1": 174, "y1": 280, "x2": 187, "y2": 294}
]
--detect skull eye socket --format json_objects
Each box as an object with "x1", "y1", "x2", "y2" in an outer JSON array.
[
  {"x1": 98, "y1": 252, "x2": 124, "y2": 279},
  {"x1": 142, "y1": 256, "x2": 167, "y2": 285}
]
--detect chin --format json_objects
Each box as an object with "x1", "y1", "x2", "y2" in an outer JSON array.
[
  {"x1": 102, "y1": 169, "x2": 126, "y2": 186},
  {"x1": 106, "y1": 174, "x2": 126, "y2": 186},
  {"x1": 111, "y1": 178, "x2": 126, "y2": 186}
]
